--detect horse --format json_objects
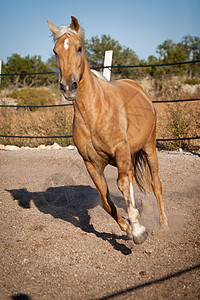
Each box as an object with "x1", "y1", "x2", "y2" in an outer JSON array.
[{"x1": 47, "y1": 16, "x2": 168, "y2": 244}]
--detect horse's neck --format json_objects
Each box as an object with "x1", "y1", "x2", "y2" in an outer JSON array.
[
  {"x1": 79, "y1": 58, "x2": 99, "y2": 101},
  {"x1": 74, "y1": 59, "x2": 102, "y2": 121}
]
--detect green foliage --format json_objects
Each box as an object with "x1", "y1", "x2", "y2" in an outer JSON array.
[
  {"x1": 184, "y1": 78, "x2": 200, "y2": 85},
  {"x1": 84, "y1": 35, "x2": 122, "y2": 67},
  {"x1": 83, "y1": 34, "x2": 200, "y2": 80},
  {"x1": 155, "y1": 35, "x2": 200, "y2": 78},
  {"x1": 84, "y1": 34, "x2": 143, "y2": 79},
  {"x1": 9, "y1": 88, "x2": 55, "y2": 111},
  {"x1": 46, "y1": 55, "x2": 58, "y2": 73},
  {"x1": 181, "y1": 35, "x2": 200, "y2": 60},
  {"x1": 2, "y1": 54, "x2": 58, "y2": 89}
]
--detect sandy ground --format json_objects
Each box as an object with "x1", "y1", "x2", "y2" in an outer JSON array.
[{"x1": 0, "y1": 148, "x2": 199, "y2": 300}]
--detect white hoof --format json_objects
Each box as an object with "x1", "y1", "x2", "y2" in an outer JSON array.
[{"x1": 132, "y1": 224, "x2": 148, "y2": 245}]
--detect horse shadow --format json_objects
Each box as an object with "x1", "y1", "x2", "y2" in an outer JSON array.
[{"x1": 7, "y1": 185, "x2": 132, "y2": 255}]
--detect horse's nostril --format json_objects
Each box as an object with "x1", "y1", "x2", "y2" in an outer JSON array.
[
  {"x1": 71, "y1": 81, "x2": 78, "y2": 92},
  {"x1": 60, "y1": 83, "x2": 66, "y2": 92}
]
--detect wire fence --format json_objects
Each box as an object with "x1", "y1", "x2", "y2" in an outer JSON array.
[
  {"x1": 0, "y1": 97, "x2": 200, "y2": 108},
  {"x1": 93, "y1": 60, "x2": 200, "y2": 70},
  {"x1": 1, "y1": 60, "x2": 200, "y2": 76},
  {"x1": 0, "y1": 60, "x2": 200, "y2": 143}
]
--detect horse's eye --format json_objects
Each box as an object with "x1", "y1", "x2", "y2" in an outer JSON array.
[{"x1": 77, "y1": 46, "x2": 82, "y2": 53}]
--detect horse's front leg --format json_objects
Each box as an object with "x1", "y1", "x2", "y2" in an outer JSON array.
[
  {"x1": 84, "y1": 161, "x2": 132, "y2": 238},
  {"x1": 116, "y1": 147, "x2": 148, "y2": 244}
]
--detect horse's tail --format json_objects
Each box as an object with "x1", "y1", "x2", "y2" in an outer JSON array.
[{"x1": 132, "y1": 149, "x2": 153, "y2": 192}]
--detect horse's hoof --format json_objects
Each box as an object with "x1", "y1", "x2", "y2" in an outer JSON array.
[
  {"x1": 133, "y1": 229, "x2": 148, "y2": 245},
  {"x1": 161, "y1": 217, "x2": 168, "y2": 229}
]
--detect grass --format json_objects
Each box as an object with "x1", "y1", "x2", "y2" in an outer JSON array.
[
  {"x1": 155, "y1": 102, "x2": 199, "y2": 150},
  {"x1": 0, "y1": 99, "x2": 74, "y2": 147},
  {"x1": 153, "y1": 86, "x2": 200, "y2": 150}
]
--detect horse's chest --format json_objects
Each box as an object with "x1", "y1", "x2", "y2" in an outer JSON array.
[{"x1": 73, "y1": 118, "x2": 107, "y2": 162}]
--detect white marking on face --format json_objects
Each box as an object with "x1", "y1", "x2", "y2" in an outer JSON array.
[
  {"x1": 130, "y1": 182, "x2": 135, "y2": 207},
  {"x1": 64, "y1": 38, "x2": 69, "y2": 51}
]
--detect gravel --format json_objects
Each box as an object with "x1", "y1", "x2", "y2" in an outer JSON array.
[{"x1": 0, "y1": 148, "x2": 199, "y2": 299}]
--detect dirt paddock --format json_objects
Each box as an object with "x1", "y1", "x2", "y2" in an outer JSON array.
[{"x1": 0, "y1": 148, "x2": 199, "y2": 299}]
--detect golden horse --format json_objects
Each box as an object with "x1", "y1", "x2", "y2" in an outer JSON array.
[{"x1": 47, "y1": 16, "x2": 168, "y2": 244}]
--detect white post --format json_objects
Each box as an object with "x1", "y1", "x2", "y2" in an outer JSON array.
[{"x1": 103, "y1": 50, "x2": 113, "y2": 81}]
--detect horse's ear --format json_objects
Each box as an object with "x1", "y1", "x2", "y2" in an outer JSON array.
[
  {"x1": 71, "y1": 16, "x2": 79, "y2": 33},
  {"x1": 47, "y1": 20, "x2": 58, "y2": 35}
]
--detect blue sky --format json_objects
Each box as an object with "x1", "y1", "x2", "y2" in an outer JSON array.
[{"x1": 0, "y1": 0, "x2": 200, "y2": 64}]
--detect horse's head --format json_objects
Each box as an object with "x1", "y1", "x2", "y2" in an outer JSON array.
[{"x1": 47, "y1": 17, "x2": 85, "y2": 101}]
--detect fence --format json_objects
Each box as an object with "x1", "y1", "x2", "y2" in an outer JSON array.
[{"x1": 0, "y1": 60, "x2": 200, "y2": 145}]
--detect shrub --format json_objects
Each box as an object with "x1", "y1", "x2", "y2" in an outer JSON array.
[
  {"x1": 9, "y1": 88, "x2": 56, "y2": 111},
  {"x1": 184, "y1": 78, "x2": 200, "y2": 85},
  {"x1": 164, "y1": 103, "x2": 193, "y2": 150}
]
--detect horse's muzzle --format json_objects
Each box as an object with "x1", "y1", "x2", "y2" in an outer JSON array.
[{"x1": 60, "y1": 80, "x2": 78, "y2": 101}]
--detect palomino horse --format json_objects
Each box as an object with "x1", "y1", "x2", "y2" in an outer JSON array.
[{"x1": 47, "y1": 16, "x2": 168, "y2": 244}]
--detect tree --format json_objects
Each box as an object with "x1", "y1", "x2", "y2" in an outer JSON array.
[
  {"x1": 181, "y1": 35, "x2": 200, "y2": 77},
  {"x1": 156, "y1": 40, "x2": 187, "y2": 63},
  {"x1": 84, "y1": 34, "x2": 141, "y2": 79},
  {"x1": 2, "y1": 54, "x2": 57, "y2": 89},
  {"x1": 84, "y1": 35, "x2": 122, "y2": 67},
  {"x1": 181, "y1": 35, "x2": 200, "y2": 60},
  {"x1": 156, "y1": 35, "x2": 200, "y2": 78}
]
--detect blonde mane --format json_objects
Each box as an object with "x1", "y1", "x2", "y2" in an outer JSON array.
[
  {"x1": 53, "y1": 24, "x2": 85, "y2": 42},
  {"x1": 91, "y1": 69, "x2": 109, "y2": 82}
]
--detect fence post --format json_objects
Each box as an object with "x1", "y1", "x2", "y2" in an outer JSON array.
[{"x1": 103, "y1": 50, "x2": 113, "y2": 81}]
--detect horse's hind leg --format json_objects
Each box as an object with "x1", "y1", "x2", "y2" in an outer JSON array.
[
  {"x1": 84, "y1": 161, "x2": 132, "y2": 238},
  {"x1": 144, "y1": 142, "x2": 168, "y2": 228},
  {"x1": 116, "y1": 147, "x2": 148, "y2": 244}
]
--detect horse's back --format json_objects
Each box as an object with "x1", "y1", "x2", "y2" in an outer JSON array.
[{"x1": 111, "y1": 79, "x2": 154, "y2": 108}]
